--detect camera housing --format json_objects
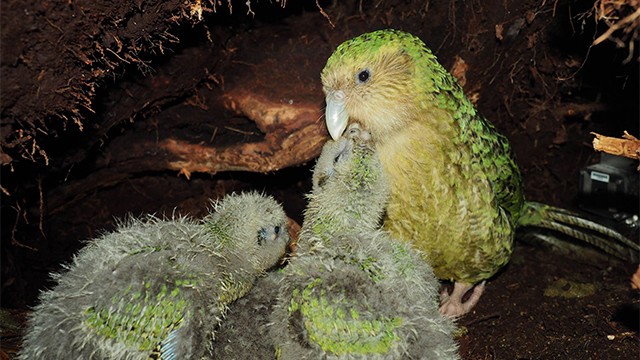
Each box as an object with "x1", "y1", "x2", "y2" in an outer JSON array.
[{"x1": 579, "y1": 153, "x2": 639, "y2": 221}]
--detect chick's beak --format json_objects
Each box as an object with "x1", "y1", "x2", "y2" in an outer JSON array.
[{"x1": 325, "y1": 90, "x2": 348, "y2": 140}]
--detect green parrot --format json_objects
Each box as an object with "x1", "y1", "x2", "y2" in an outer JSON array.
[
  {"x1": 321, "y1": 29, "x2": 639, "y2": 317},
  {"x1": 18, "y1": 192, "x2": 290, "y2": 360}
]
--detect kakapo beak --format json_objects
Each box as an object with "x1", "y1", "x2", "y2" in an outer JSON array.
[{"x1": 325, "y1": 90, "x2": 349, "y2": 140}]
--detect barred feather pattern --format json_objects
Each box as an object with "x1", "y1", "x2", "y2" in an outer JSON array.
[{"x1": 518, "y1": 202, "x2": 639, "y2": 262}]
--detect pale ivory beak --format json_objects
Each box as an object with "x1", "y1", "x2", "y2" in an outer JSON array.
[{"x1": 325, "y1": 90, "x2": 348, "y2": 140}]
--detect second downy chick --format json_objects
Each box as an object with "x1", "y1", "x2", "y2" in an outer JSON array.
[{"x1": 18, "y1": 192, "x2": 289, "y2": 360}]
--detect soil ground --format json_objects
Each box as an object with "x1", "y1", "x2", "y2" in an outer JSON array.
[{"x1": 1, "y1": 0, "x2": 638, "y2": 359}]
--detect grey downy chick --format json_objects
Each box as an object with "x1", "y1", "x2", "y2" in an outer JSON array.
[
  {"x1": 271, "y1": 124, "x2": 460, "y2": 359},
  {"x1": 18, "y1": 192, "x2": 289, "y2": 360}
]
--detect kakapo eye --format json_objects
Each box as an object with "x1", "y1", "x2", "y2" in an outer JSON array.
[
  {"x1": 274, "y1": 225, "x2": 281, "y2": 236},
  {"x1": 356, "y1": 69, "x2": 370, "y2": 84}
]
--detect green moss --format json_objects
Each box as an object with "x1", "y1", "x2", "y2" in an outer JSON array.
[{"x1": 543, "y1": 278, "x2": 597, "y2": 298}]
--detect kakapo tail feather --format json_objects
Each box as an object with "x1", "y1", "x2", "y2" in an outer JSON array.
[{"x1": 518, "y1": 201, "x2": 639, "y2": 262}]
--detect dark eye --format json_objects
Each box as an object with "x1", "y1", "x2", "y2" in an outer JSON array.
[
  {"x1": 357, "y1": 69, "x2": 370, "y2": 84},
  {"x1": 274, "y1": 225, "x2": 280, "y2": 236}
]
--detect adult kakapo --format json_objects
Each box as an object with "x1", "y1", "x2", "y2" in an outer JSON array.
[
  {"x1": 271, "y1": 125, "x2": 460, "y2": 359},
  {"x1": 321, "y1": 29, "x2": 639, "y2": 316},
  {"x1": 18, "y1": 192, "x2": 290, "y2": 360}
]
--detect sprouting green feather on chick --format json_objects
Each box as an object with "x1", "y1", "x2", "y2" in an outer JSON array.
[
  {"x1": 18, "y1": 192, "x2": 290, "y2": 360},
  {"x1": 275, "y1": 124, "x2": 459, "y2": 359},
  {"x1": 321, "y1": 29, "x2": 640, "y2": 317},
  {"x1": 212, "y1": 125, "x2": 460, "y2": 359}
]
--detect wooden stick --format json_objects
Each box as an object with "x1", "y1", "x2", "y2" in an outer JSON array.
[{"x1": 591, "y1": 131, "x2": 640, "y2": 160}]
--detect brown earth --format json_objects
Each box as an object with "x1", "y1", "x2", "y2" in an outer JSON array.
[{"x1": 1, "y1": 0, "x2": 638, "y2": 359}]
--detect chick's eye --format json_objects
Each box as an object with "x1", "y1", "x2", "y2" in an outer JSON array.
[
  {"x1": 356, "y1": 69, "x2": 370, "y2": 84},
  {"x1": 274, "y1": 225, "x2": 280, "y2": 236}
]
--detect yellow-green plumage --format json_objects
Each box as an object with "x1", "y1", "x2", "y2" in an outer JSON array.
[
  {"x1": 322, "y1": 29, "x2": 524, "y2": 285},
  {"x1": 321, "y1": 29, "x2": 638, "y2": 315}
]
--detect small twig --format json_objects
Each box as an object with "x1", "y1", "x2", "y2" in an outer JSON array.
[
  {"x1": 224, "y1": 126, "x2": 259, "y2": 136},
  {"x1": 11, "y1": 203, "x2": 38, "y2": 251},
  {"x1": 464, "y1": 312, "x2": 501, "y2": 326},
  {"x1": 316, "y1": 0, "x2": 335, "y2": 28},
  {"x1": 230, "y1": 60, "x2": 257, "y2": 67},
  {"x1": 45, "y1": 18, "x2": 63, "y2": 33},
  {"x1": 38, "y1": 177, "x2": 45, "y2": 237},
  {"x1": 209, "y1": 127, "x2": 218, "y2": 143},
  {"x1": 552, "y1": 0, "x2": 560, "y2": 17},
  {"x1": 177, "y1": 168, "x2": 192, "y2": 180},
  {"x1": 64, "y1": 164, "x2": 75, "y2": 182},
  {"x1": 105, "y1": 47, "x2": 131, "y2": 64}
]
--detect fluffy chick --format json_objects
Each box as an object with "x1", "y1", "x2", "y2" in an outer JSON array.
[
  {"x1": 272, "y1": 125, "x2": 458, "y2": 359},
  {"x1": 18, "y1": 192, "x2": 289, "y2": 360}
]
